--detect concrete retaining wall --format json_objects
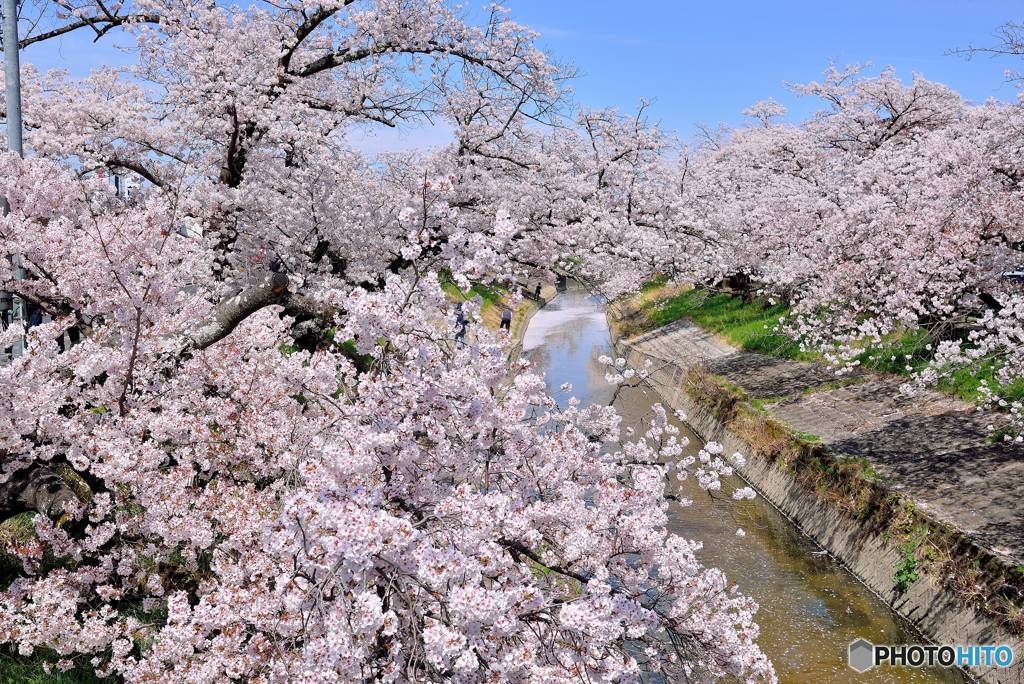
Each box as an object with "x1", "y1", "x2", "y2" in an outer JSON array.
[{"x1": 610, "y1": 329, "x2": 1024, "y2": 684}]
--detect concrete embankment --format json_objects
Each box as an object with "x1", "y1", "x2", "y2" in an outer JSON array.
[{"x1": 608, "y1": 314, "x2": 1024, "y2": 684}]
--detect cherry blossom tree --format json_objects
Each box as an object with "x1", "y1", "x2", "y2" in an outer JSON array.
[
  {"x1": 0, "y1": 152, "x2": 775, "y2": 682},
  {"x1": 0, "y1": 1, "x2": 778, "y2": 681},
  {"x1": 424, "y1": 101, "x2": 729, "y2": 299},
  {"x1": 646, "y1": 63, "x2": 1024, "y2": 439}
]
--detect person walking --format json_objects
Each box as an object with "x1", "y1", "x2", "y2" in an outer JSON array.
[
  {"x1": 500, "y1": 307, "x2": 512, "y2": 331},
  {"x1": 534, "y1": 283, "x2": 542, "y2": 301},
  {"x1": 454, "y1": 302, "x2": 468, "y2": 349}
]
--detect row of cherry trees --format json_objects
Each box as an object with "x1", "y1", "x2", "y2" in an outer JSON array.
[
  {"x1": 638, "y1": 64, "x2": 1024, "y2": 431},
  {"x1": 518, "y1": 65, "x2": 1024, "y2": 433},
  {"x1": 446, "y1": 61, "x2": 1024, "y2": 428},
  {"x1": 2, "y1": 0, "x2": 1022, "y2": 678},
  {"x1": 0, "y1": 0, "x2": 777, "y2": 682}
]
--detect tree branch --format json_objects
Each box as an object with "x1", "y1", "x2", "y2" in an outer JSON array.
[
  {"x1": 498, "y1": 538, "x2": 592, "y2": 586},
  {"x1": 279, "y1": 3, "x2": 354, "y2": 72},
  {"x1": 183, "y1": 272, "x2": 291, "y2": 353},
  {"x1": 18, "y1": 14, "x2": 160, "y2": 49},
  {"x1": 103, "y1": 158, "x2": 171, "y2": 191},
  {"x1": 297, "y1": 42, "x2": 488, "y2": 79},
  {"x1": 182, "y1": 273, "x2": 348, "y2": 354}
]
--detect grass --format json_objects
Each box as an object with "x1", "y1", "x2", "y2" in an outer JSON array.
[
  {"x1": 937, "y1": 364, "x2": 1024, "y2": 406},
  {"x1": 617, "y1": 282, "x2": 1024, "y2": 406},
  {"x1": 649, "y1": 290, "x2": 812, "y2": 360},
  {"x1": 0, "y1": 653, "x2": 111, "y2": 684},
  {"x1": 441, "y1": 281, "x2": 506, "y2": 310},
  {"x1": 440, "y1": 278, "x2": 533, "y2": 334},
  {"x1": 440, "y1": 280, "x2": 504, "y2": 322}
]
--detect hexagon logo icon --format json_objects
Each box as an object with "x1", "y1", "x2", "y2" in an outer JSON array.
[{"x1": 849, "y1": 639, "x2": 874, "y2": 672}]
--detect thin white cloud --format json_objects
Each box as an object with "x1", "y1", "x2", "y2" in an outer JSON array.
[{"x1": 349, "y1": 123, "x2": 455, "y2": 154}]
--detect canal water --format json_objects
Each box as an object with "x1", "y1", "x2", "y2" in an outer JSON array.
[{"x1": 521, "y1": 288, "x2": 970, "y2": 684}]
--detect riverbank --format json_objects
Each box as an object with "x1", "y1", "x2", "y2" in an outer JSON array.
[
  {"x1": 523, "y1": 290, "x2": 969, "y2": 683},
  {"x1": 445, "y1": 280, "x2": 557, "y2": 361},
  {"x1": 610, "y1": 286, "x2": 1024, "y2": 409},
  {"x1": 503, "y1": 283, "x2": 558, "y2": 363},
  {"x1": 607, "y1": 312, "x2": 1024, "y2": 684}
]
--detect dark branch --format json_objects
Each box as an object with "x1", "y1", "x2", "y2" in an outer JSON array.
[
  {"x1": 19, "y1": 14, "x2": 160, "y2": 49},
  {"x1": 298, "y1": 42, "x2": 488, "y2": 79},
  {"x1": 182, "y1": 273, "x2": 347, "y2": 354},
  {"x1": 104, "y1": 158, "x2": 171, "y2": 191},
  {"x1": 498, "y1": 538, "x2": 592, "y2": 586},
  {"x1": 279, "y1": 3, "x2": 351, "y2": 72}
]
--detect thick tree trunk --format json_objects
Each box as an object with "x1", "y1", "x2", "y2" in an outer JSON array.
[{"x1": 0, "y1": 465, "x2": 79, "y2": 520}]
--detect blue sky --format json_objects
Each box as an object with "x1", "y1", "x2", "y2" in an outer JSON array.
[
  {"x1": 507, "y1": 0, "x2": 1023, "y2": 132},
  {"x1": 21, "y1": 0, "x2": 1024, "y2": 150}
]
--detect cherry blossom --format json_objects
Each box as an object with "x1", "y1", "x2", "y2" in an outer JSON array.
[{"x1": 0, "y1": 1, "x2": 778, "y2": 681}]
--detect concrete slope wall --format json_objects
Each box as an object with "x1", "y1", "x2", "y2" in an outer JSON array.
[{"x1": 610, "y1": 327, "x2": 1024, "y2": 684}]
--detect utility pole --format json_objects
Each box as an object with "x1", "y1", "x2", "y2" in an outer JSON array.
[
  {"x1": 2, "y1": 0, "x2": 21, "y2": 159},
  {"x1": 1, "y1": 0, "x2": 21, "y2": 360}
]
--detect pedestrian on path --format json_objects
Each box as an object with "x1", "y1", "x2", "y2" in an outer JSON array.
[
  {"x1": 534, "y1": 283, "x2": 542, "y2": 301},
  {"x1": 454, "y1": 302, "x2": 468, "y2": 349},
  {"x1": 500, "y1": 307, "x2": 512, "y2": 331}
]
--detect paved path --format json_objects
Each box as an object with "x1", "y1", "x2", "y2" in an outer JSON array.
[{"x1": 626, "y1": 319, "x2": 1024, "y2": 565}]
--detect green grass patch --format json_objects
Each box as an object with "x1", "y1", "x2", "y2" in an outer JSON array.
[
  {"x1": 440, "y1": 281, "x2": 506, "y2": 308},
  {"x1": 628, "y1": 283, "x2": 1024, "y2": 406},
  {"x1": 440, "y1": 280, "x2": 509, "y2": 318},
  {"x1": 638, "y1": 274, "x2": 670, "y2": 295},
  {"x1": 938, "y1": 364, "x2": 1024, "y2": 406},
  {"x1": 848, "y1": 332, "x2": 1024, "y2": 405},
  {"x1": 0, "y1": 652, "x2": 112, "y2": 684},
  {"x1": 638, "y1": 289, "x2": 815, "y2": 360}
]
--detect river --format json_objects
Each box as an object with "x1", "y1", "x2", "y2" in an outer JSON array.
[{"x1": 520, "y1": 288, "x2": 971, "y2": 684}]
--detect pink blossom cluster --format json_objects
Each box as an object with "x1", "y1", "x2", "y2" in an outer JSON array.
[{"x1": 0, "y1": 156, "x2": 776, "y2": 682}]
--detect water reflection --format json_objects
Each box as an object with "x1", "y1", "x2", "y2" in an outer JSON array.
[{"x1": 522, "y1": 288, "x2": 970, "y2": 684}]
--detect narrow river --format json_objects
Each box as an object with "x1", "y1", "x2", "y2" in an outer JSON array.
[{"x1": 521, "y1": 288, "x2": 970, "y2": 684}]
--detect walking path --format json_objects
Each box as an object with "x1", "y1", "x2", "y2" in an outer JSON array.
[
  {"x1": 626, "y1": 319, "x2": 1024, "y2": 566},
  {"x1": 505, "y1": 283, "x2": 558, "y2": 359}
]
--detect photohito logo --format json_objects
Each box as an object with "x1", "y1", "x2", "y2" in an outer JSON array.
[
  {"x1": 849, "y1": 640, "x2": 874, "y2": 672},
  {"x1": 848, "y1": 639, "x2": 1014, "y2": 671}
]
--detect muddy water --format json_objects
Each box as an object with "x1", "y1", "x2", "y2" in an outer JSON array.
[{"x1": 521, "y1": 289, "x2": 970, "y2": 684}]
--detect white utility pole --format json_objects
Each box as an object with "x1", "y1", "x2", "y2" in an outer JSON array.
[
  {"x1": 2, "y1": 0, "x2": 21, "y2": 158},
  {"x1": 1, "y1": 0, "x2": 22, "y2": 359}
]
